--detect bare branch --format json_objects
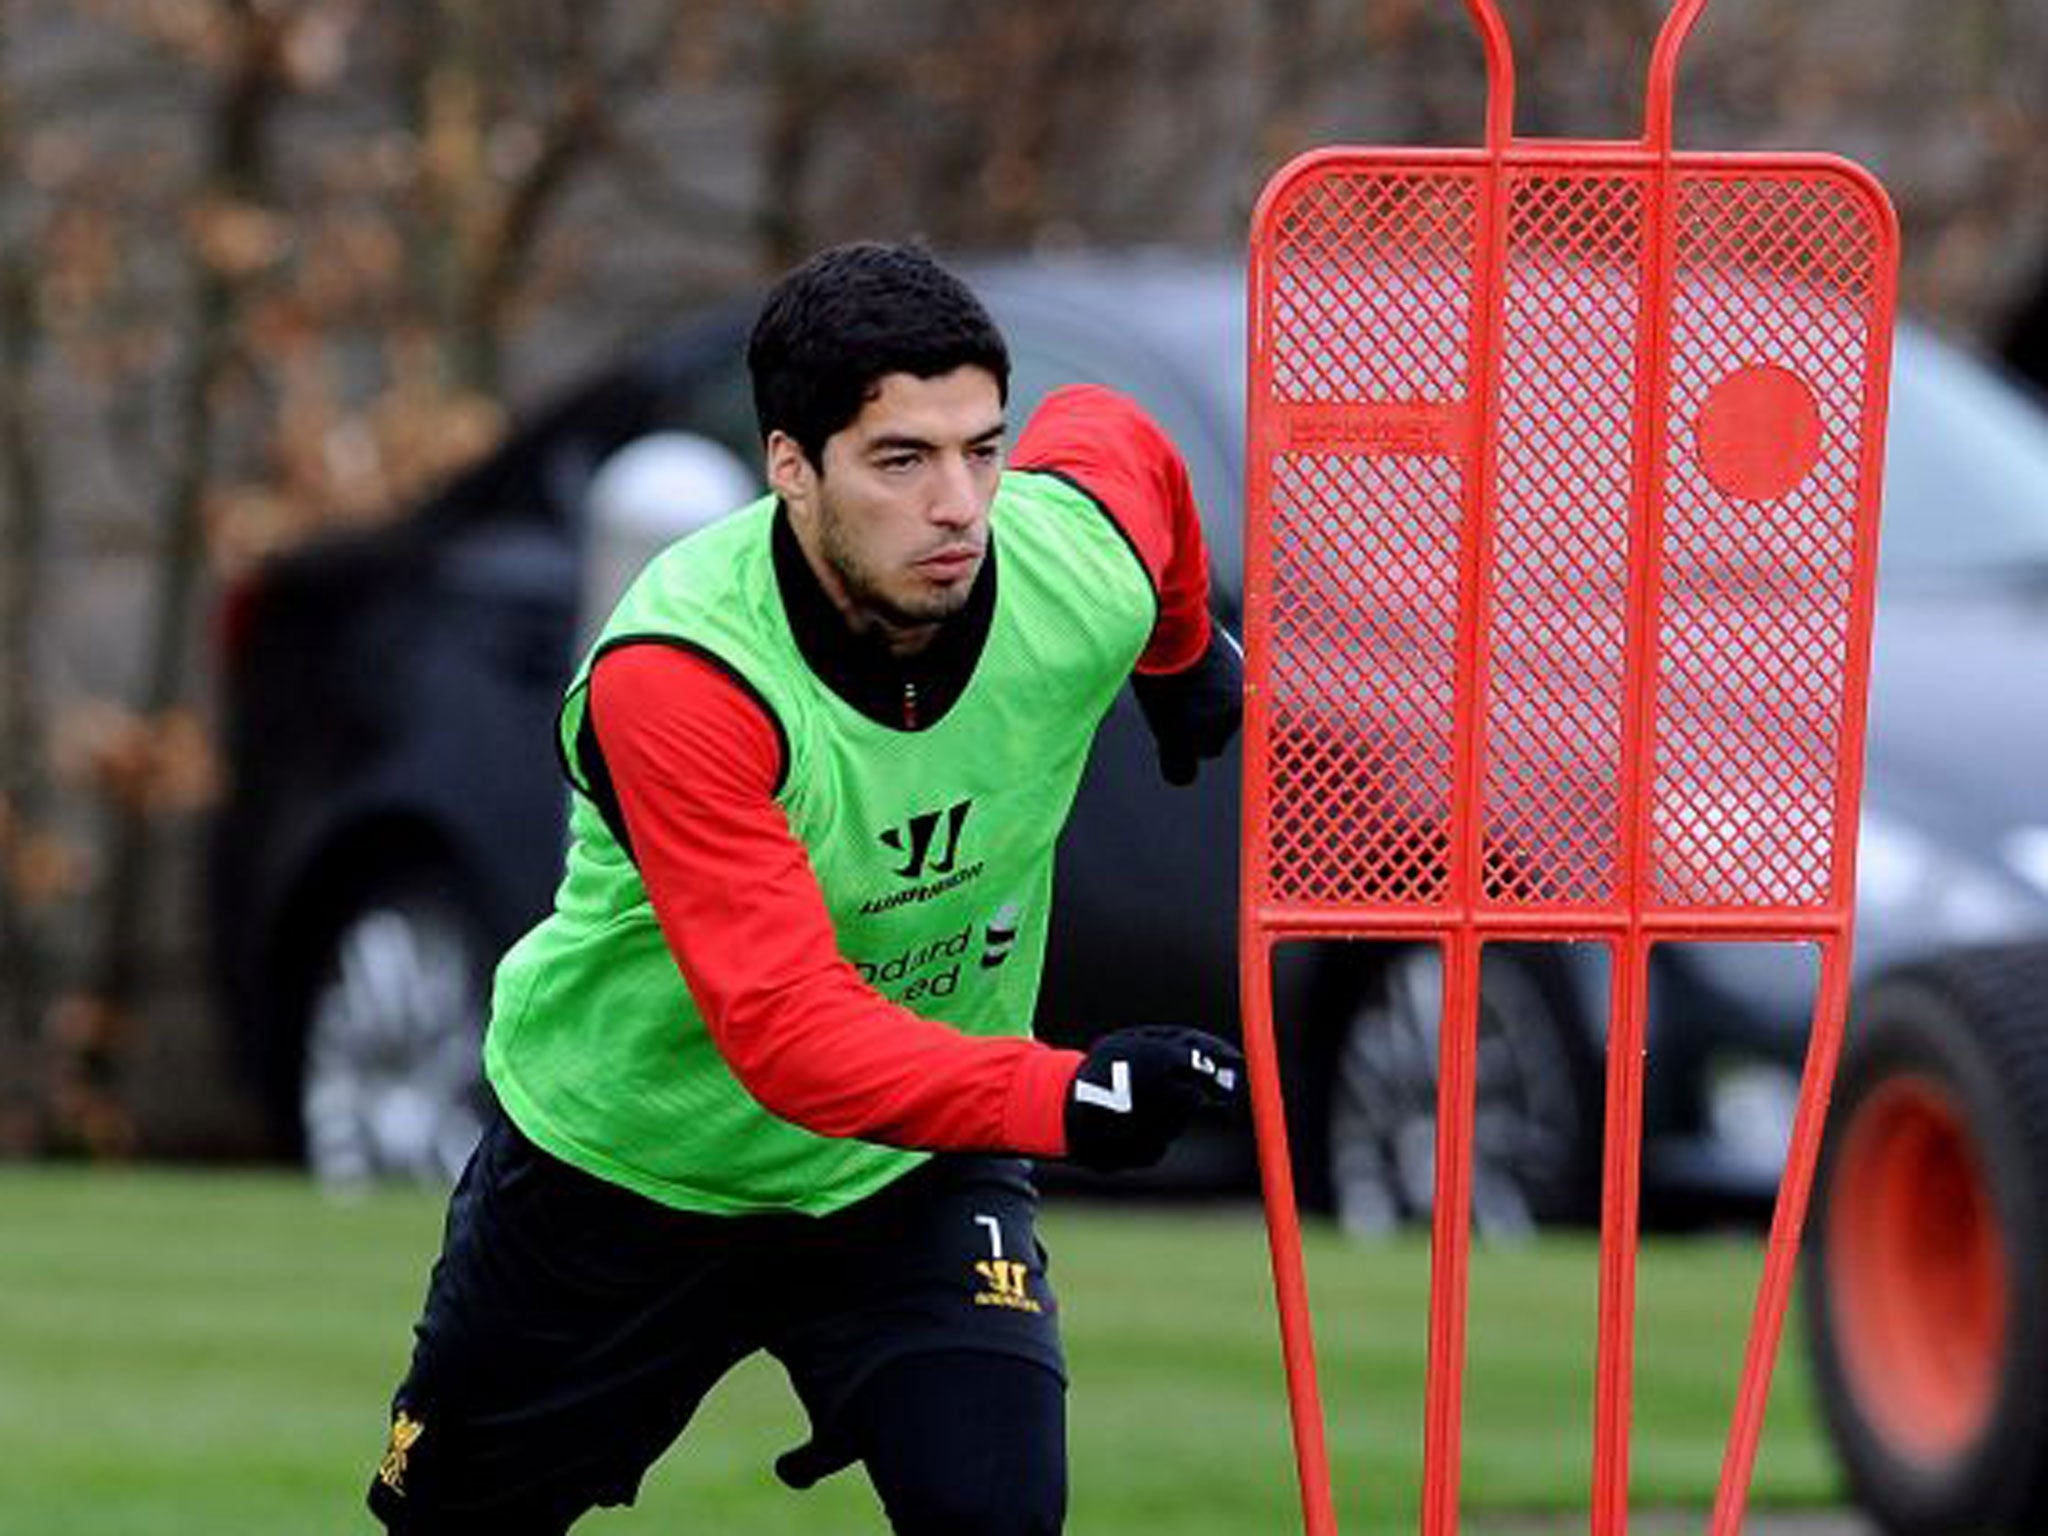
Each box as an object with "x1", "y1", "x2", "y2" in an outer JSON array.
[{"x1": 82, "y1": 0, "x2": 291, "y2": 1063}]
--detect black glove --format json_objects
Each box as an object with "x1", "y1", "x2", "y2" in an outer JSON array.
[
  {"x1": 1062, "y1": 1026, "x2": 1246, "y2": 1172},
  {"x1": 1131, "y1": 621, "x2": 1243, "y2": 786}
]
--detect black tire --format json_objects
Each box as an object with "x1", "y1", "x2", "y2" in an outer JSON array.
[
  {"x1": 292, "y1": 867, "x2": 493, "y2": 1191},
  {"x1": 1316, "y1": 943, "x2": 1602, "y2": 1238},
  {"x1": 1802, "y1": 941, "x2": 2048, "y2": 1536}
]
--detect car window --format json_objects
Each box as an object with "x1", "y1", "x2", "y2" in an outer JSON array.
[{"x1": 1882, "y1": 330, "x2": 2048, "y2": 578}]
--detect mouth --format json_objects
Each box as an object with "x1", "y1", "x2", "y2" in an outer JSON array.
[{"x1": 912, "y1": 546, "x2": 984, "y2": 582}]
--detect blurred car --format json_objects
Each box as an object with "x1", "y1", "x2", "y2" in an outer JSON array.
[{"x1": 209, "y1": 252, "x2": 2048, "y2": 1229}]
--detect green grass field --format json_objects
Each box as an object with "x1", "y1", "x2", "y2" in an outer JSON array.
[{"x1": 0, "y1": 1169, "x2": 1842, "y2": 1534}]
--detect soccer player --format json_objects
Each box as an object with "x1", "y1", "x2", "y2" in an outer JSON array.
[{"x1": 368, "y1": 241, "x2": 1246, "y2": 1535}]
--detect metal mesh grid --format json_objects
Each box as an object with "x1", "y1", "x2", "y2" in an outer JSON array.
[
  {"x1": 1260, "y1": 170, "x2": 1481, "y2": 907},
  {"x1": 1248, "y1": 156, "x2": 1888, "y2": 922},
  {"x1": 1269, "y1": 172, "x2": 1479, "y2": 405},
  {"x1": 1481, "y1": 171, "x2": 1645, "y2": 908},
  {"x1": 1651, "y1": 170, "x2": 1885, "y2": 908},
  {"x1": 1268, "y1": 452, "x2": 1464, "y2": 906}
]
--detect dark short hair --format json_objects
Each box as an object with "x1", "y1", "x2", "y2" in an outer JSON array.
[{"x1": 747, "y1": 242, "x2": 1010, "y2": 469}]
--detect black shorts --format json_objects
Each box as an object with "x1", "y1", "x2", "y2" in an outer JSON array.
[{"x1": 368, "y1": 1106, "x2": 1064, "y2": 1532}]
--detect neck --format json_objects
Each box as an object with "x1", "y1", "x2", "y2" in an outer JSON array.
[
  {"x1": 770, "y1": 504, "x2": 997, "y2": 733},
  {"x1": 789, "y1": 514, "x2": 943, "y2": 658},
  {"x1": 860, "y1": 612, "x2": 942, "y2": 659}
]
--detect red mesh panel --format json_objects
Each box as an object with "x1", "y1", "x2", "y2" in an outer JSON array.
[
  {"x1": 1246, "y1": 157, "x2": 1891, "y2": 925},
  {"x1": 1258, "y1": 170, "x2": 1481, "y2": 908},
  {"x1": 1268, "y1": 173, "x2": 1479, "y2": 405},
  {"x1": 1482, "y1": 171, "x2": 1646, "y2": 909},
  {"x1": 1651, "y1": 169, "x2": 1889, "y2": 909},
  {"x1": 1268, "y1": 451, "x2": 1463, "y2": 906}
]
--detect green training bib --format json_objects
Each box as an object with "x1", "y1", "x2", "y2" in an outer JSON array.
[{"x1": 484, "y1": 472, "x2": 1154, "y2": 1215}]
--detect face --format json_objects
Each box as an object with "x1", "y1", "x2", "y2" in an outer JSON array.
[{"x1": 769, "y1": 367, "x2": 1005, "y2": 654}]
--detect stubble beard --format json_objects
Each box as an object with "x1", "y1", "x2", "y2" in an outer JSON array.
[{"x1": 817, "y1": 499, "x2": 975, "y2": 635}]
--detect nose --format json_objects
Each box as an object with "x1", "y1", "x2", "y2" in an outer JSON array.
[{"x1": 927, "y1": 452, "x2": 981, "y2": 530}]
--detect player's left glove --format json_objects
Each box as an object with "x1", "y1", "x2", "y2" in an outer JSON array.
[
  {"x1": 1062, "y1": 1026, "x2": 1246, "y2": 1172},
  {"x1": 1131, "y1": 621, "x2": 1243, "y2": 786}
]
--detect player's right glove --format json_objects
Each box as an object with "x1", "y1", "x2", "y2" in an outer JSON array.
[{"x1": 1062, "y1": 1026, "x2": 1246, "y2": 1172}]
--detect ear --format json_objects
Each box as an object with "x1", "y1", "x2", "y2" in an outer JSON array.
[{"x1": 765, "y1": 430, "x2": 818, "y2": 512}]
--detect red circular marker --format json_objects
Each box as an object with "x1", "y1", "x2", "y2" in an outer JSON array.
[{"x1": 1695, "y1": 364, "x2": 1824, "y2": 501}]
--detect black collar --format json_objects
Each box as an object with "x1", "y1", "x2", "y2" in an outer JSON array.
[{"x1": 771, "y1": 505, "x2": 996, "y2": 732}]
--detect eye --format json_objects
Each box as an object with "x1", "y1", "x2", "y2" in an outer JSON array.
[
  {"x1": 875, "y1": 451, "x2": 921, "y2": 474},
  {"x1": 968, "y1": 441, "x2": 1003, "y2": 466}
]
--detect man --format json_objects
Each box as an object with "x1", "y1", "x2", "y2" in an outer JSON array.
[{"x1": 368, "y1": 241, "x2": 1246, "y2": 1535}]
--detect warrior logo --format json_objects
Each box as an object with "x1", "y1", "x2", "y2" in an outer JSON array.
[
  {"x1": 972, "y1": 1259, "x2": 1042, "y2": 1314},
  {"x1": 969, "y1": 1212, "x2": 1041, "y2": 1312},
  {"x1": 879, "y1": 799, "x2": 972, "y2": 881}
]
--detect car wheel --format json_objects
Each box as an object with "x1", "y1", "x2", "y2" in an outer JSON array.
[
  {"x1": 1325, "y1": 945, "x2": 1599, "y2": 1238},
  {"x1": 299, "y1": 875, "x2": 491, "y2": 1191},
  {"x1": 1803, "y1": 943, "x2": 2048, "y2": 1536}
]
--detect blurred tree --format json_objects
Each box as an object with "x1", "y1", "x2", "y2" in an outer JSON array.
[
  {"x1": 391, "y1": 0, "x2": 686, "y2": 392},
  {"x1": 47, "y1": 0, "x2": 290, "y2": 1156},
  {"x1": 7, "y1": 0, "x2": 744, "y2": 1154},
  {"x1": 756, "y1": 0, "x2": 820, "y2": 270},
  {"x1": 0, "y1": 2, "x2": 55, "y2": 1150}
]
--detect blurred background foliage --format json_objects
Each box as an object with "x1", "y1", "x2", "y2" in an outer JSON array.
[{"x1": 0, "y1": 0, "x2": 2043, "y2": 1160}]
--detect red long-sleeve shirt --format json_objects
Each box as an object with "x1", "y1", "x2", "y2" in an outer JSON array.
[{"x1": 588, "y1": 385, "x2": 1213, "y2": 1157}]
